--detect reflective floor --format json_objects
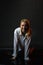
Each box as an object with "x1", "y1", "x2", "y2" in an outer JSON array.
[
  {"x1": 0, "y1": 57, "x2": 43, "y2": 65},
  {"x1": 0, "y1": 49, "x2": 43, "y2": 65}
]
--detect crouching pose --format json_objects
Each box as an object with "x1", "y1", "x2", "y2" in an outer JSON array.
[{"x1": 12, "y1": 18, "x2": 32, "y2": 64}]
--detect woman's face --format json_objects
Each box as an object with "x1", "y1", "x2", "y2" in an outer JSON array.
[{"x1": 20, "y1": 22, "x2": 29, "y2": 33}]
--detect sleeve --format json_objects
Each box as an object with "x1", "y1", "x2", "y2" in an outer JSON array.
[{"x1": 12, "y1": 29, "x2": 18, "y2": 58}]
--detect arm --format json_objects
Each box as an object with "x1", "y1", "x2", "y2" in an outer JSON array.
[
  {"x1": 12, "y1": 30, "x2": 18, "y2": 59},
  {"x1": 24, "y1": 37, "x2": 31, "y2": 60}
]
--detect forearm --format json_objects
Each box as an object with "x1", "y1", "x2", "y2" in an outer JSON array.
[{"x1": 12, "y1": 30, "x2": 18, "y2": 58}]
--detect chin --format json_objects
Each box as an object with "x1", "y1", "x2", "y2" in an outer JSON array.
[{"x1": 22, "y1": 31, "x2": 25, "y2": 33}]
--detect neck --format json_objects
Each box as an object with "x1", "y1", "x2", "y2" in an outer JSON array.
[{"x1": 22, "y1": 32, "x2": 26, "y2": 36}]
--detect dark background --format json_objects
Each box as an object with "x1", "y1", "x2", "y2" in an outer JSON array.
[{"x1": 0, "y1": 0, "x2": 43, "y2": 49}]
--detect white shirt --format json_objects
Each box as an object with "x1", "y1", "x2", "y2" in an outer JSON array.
[{"x1": 12, "y1": 27, "x2": 31, "y2": 60}]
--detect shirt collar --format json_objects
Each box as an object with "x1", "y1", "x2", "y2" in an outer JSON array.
[{"x1": 19, "y1": 28, "x2": 31, "y2": 39}]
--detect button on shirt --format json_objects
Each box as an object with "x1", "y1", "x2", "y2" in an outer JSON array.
[{"x1": 12, "y1": 27, "x2": 31, "y2": 60}]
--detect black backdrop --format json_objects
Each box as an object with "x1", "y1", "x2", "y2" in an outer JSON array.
[{"x1": 0, "y1": 0, "x2": 43, "y2": 49}]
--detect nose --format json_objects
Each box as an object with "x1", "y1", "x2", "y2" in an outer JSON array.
[{"x1": 23, "y1": 25, "x2": 25, "y2": 29}]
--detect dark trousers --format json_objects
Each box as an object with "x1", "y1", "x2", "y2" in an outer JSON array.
[{"x1": 17, "y1": 50, "x2": 24, "y2": 63}]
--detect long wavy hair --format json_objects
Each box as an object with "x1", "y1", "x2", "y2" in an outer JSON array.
[{"x1": 20, "y1": 18, "x2": 32, "y2": 37}]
